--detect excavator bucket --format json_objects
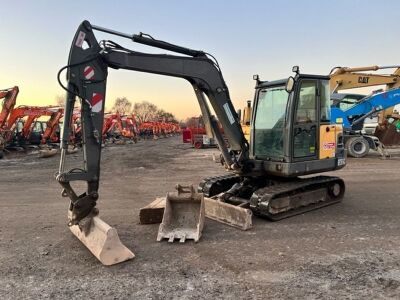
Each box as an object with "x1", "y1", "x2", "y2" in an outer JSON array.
[
  {"x1": 38, "y1": 148, "x2": 58, "y2": 158},
  {"x1": 68, "y1": 211, "x2": 135, "y2": 266},
  {"x1": 157, "y1": 185, "x2": 205, "y2": 243}
]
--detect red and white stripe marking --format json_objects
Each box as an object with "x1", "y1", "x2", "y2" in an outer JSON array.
[
  {"x1": 91, "y1": 93, "x2": 103, "y2": 113},
  {"x1": 84, "y1": 66, "x2": 95, "y2": 80}
]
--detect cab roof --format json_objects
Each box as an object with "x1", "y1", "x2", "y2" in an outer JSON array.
[{"x1": 256, "y1": 74, "x2": 330, "y2": 89}]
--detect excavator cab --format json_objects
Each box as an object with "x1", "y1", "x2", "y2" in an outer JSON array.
[{"x1": 250, "y1": 73, "x2": 346, "y2": 177}]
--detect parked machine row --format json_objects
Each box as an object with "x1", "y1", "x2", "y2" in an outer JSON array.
[{"x1": 0, "y1": 88, "x2": 180, "y2": 158}]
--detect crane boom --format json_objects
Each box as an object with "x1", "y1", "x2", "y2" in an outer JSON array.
[{"x1": 332, "y1": 88, "x2": 400, "y2": 129}]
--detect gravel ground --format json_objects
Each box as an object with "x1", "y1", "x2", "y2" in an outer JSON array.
[{"x1": 1, "y1": 136, "x2": 400, "y2": 299}]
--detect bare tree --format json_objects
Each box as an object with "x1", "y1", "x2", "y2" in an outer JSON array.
[
  {"x1": 55, "y1": 94, "x2": 81, "y2": 109},
  {"x1": 184, "y1": 116, "x2": 203, "y2": 128},
  {"x1": 55, "y1": 95, "x2": 65, "y2": 107},
  {"x1": 112, "y1": 97, "x2": 132, "y2": 115},
  {"x1": 156, "y1": 109, "x2": 177, "y2": 122},
  {"x1": 133, "y1": 101, "x2": 158, "y2": 123}
]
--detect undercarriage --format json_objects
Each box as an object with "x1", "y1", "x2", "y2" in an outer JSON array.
[{"x1": 199, "y1": 174, "x2": 345, "y2": 221}]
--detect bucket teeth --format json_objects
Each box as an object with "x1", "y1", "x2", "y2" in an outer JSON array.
[{"x1": 157, "y1": 185, "x2": 205, "y2": 243}]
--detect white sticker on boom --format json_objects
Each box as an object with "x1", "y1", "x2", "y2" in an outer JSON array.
[
  {"x1": 75, "y1": 31, "x2": 86, "y2": 48},
  {"x1": 223, "y1": 103, "x2": 235, "y2": 125}
]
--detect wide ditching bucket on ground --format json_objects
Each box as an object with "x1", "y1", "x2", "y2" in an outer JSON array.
[
  {"x1": 141, "y1": 192, "x2": 253, "y2": 231},
  {"x1": 157, "y1": 185, "x2": 205, "y2": 243},
  {"x1": 68, "y1": 211, "x2": 135, "y2": 266}
]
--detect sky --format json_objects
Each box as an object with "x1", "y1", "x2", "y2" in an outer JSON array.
[{"x1": 1, "y1": 0, "x2": 400, "y2": 120}]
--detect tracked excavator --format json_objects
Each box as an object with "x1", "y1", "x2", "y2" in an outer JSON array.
[
  {"x1": 41, "y1": 108, "x2": 63, "y2": 144},
  {"x1": 56, "y1": 21, "x2": 346, "y2": 265},
  {"x1": 0, "y1": 86, "x2": 19, "y2": 158},
  {"x1": 6, "y1": 106, "x2": 62, "y2": 146}
]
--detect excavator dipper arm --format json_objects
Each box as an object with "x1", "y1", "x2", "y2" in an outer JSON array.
[
  {"x1": 57, "y1": 20, "x2": 248, "y2": 225},
  {"x1": 0, "y1": 86, "x2": 19, "y2": 128}
]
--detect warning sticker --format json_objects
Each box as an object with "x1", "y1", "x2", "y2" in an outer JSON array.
[
  {"x1": 84, "y1": 66, "x2": 95, "y2": 80},
  {"x1": 223, "y1": 103, "x2": 235, "y2": 125},
  {"x1": 75, "y1": 31, "x2": 86, "y2": 48},
  {"x1": 91, "y1": 93, "x2": 103, "y2": 113},
  {"x1": 323, "y1": 142, "x2": 335, "y2": 150}
]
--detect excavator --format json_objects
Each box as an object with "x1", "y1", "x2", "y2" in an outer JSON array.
[
  {"x1": 56, "y1": 20, "x2": 346, "y2": 265},
  {"x1": 121, "y1": 115, "x2": 139, "y2": 140},
  {"x1": 138, "y1": 121, "x2": 164, "y2": 139},
  {"x1": 0, "y1": 86, "x2": 19, "y2": 158},
  {"x1": 102, "y1": 113, "x2": 138, "y2": 142},
  {"x1": 6, "y1": 105, "x2": 62, "y2": 146},
  {"x1": 41, "y1": 108, "x2": 64, "y2": 144}
]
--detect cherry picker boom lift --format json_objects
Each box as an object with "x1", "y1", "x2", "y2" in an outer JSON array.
[{"x1": 57, "y1": 21, "x2": 346, "y2": 265}]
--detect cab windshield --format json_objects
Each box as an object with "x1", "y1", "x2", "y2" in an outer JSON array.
[{"x1": 253, "y1": 86, "x2": 289, "y2": 159}]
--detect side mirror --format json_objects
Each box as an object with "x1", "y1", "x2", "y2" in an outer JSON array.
[{"x1": 285, "y1": 76, "x2": 295, "y2": 93}]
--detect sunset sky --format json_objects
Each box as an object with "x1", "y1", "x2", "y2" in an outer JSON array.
[{"x1": 1, "y1": 0, "x2": 399, "y2": 120}]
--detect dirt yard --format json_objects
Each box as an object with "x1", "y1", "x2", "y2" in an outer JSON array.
[{"x1": 1, "y1": 136, "x2": 400, "y2": 299}]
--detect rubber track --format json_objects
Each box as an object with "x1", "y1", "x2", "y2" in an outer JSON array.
[
  {"x1": 250, "y1": 175, "x2": 345, "y2": 221},
  {"x1": 198, "y1": 174, "x2": 241, "y2": 197}
]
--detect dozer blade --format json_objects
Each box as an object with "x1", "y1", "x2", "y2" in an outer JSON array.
[
  {"x1": 204, "y1": 197, "x2": 252, "y2": 230},
  {"x1": 68, "y1": 211, "x2": 135, "y2": 265},
  {"x1": 157, "y1": 185, "x2": 205, "y2": 243}
]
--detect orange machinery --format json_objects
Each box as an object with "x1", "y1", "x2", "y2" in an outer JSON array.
[
  {"x1": 102, "y1": 113, "x2": 138, "y2": 142},
  {"x1": 41, "y1": 108, "x2": 64, "y2": 144},
  {"x1": 121, "y1": 115, "x2": 139, "y2": 140},
  {"x1": 70, "y1": 110, "x2": 82, "y2": 145},
  {"x1": 0, "y1": 86, "x2": 19, "y2": 129},
  {"x1": 0, "y1": 86, "x2": 19, "y2": 156},
  {"x1": 138, "y1": 121, "x2": 179, "y2": 139},
  {"x1": 139, "y1": 121, "x2": 164, "y2": 138},
  {"x1": 6, "y1": 105, "x2": 63, "y2": 145}
]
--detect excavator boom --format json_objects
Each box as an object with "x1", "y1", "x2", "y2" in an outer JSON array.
[
  {"x1": 57, "y1": 20, "x2": 249, "y2": 264},
  {"x1": 41, "y1": 108, "x2": 63, "y2": 144},
  {"x1": 0, "y1": 86, "x2": 19, "y2": 128},
  {"x1": 330, "y1": 65, "x2": 400, "y2": 92},
  {"x1": 58, "y1": 21, "x2": 248, "y2": 211},
  {"x1": 332, "y1": 88, "x2": 400, "y2": 129},
  {"x1": 0, "y1": 86, "x2": 19, "y2": 156}
]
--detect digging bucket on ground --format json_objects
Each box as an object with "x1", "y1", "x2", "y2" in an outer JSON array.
[{"x1": 157, "y1": 185, "x2": 205, "y2": 243}]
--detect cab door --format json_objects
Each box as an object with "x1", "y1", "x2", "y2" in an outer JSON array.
[{"x1": 292, "y1": 80, "x2": 318, "y2": 160}]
